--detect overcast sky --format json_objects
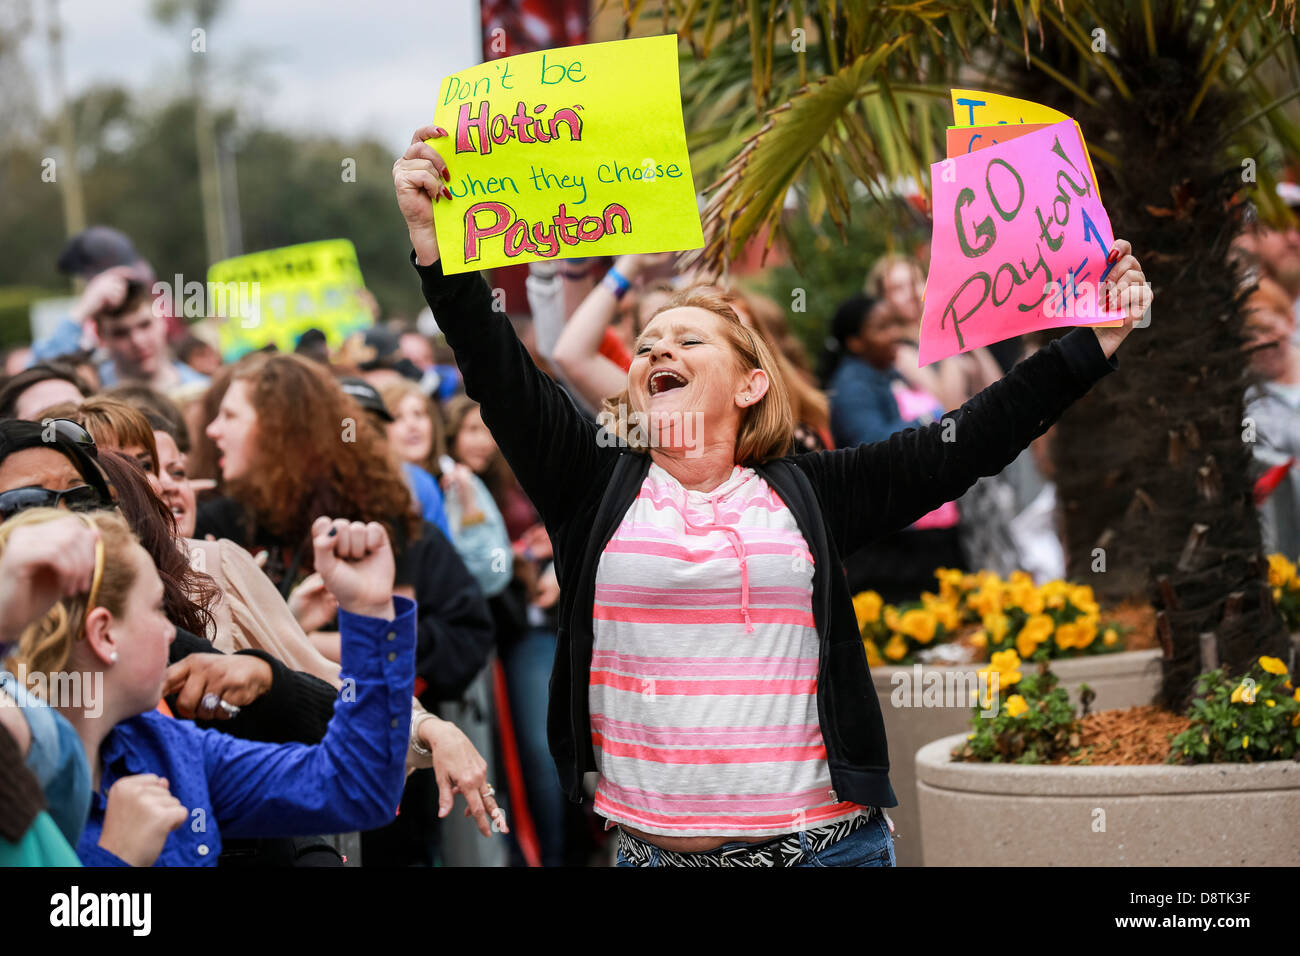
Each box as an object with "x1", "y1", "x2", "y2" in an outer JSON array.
[{"x1": 19, "y1": 0, "x2": 482, "y2": 153}]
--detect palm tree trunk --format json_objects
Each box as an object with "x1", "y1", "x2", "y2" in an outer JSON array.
[{"x1": 1017, "y1": 3, "x2": 1290, "y2": 705}]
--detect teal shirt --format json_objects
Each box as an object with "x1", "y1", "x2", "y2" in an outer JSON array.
[{"x1": 0, "y1": 811, "x2": 82, "y2": 867}]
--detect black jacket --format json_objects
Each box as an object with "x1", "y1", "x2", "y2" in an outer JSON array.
[
  {"x1": 167, "y1": 628, "x2": 336, "y2": 744},
  {"x1": 414, "y1": 252, "x2": 1117, "y2": 808}
]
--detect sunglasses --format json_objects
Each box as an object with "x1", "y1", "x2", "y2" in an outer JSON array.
[
  {"x1": 40, "y1": 418, "x2": 98, "y2": 457},
  {"x1": 0, "y1": 484, "x2": 105, "y2": 522}
]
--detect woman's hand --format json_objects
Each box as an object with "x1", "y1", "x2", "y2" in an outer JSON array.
[
  {"x1": 287, "y1": 572, "x2": 338, "y2": 633},
  {"x1": 163, "y1": 653, "x2": 273, "y2": 719},
  {"x1": 394, "y1": 125, "x2": 453, "y2": 267},
  {"x1": 0, "y1": 517, "x2": 100, "y2": 649},
  {"x1": 97, "y1": 774, "x2": 188, "y2": 866},
  {"x1": 1093, "y1": 238, "x2": 1152, "y2": 359},
  {"x1": 517, "y1": 523, "x2": 553, "y2": 562},
  {"x1": 421, "y1": 716, "x2": 508, "y2": 837},
  {"x1": 441, "y1": 463, "x2": 481, "y2": 518},
  {"x1": 534, "y1": 563, "x2": 560, "y2": 609},
  {"x1": 312, "y1": 517, "x2": 396, "y2": 620}
]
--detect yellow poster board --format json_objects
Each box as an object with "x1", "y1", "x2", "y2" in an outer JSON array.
[
  {"x1": 949, "y1": 89, "x2": 1100, "y2": 197},
  {"x1": 950, "y1": 89, "x2": 1070, "y2": 127},
  {"x1": 430, "y1": 34, "x2": 704, "y2": 275},
  {"x1": 208, "y1": 239, "x2": 371, "y2": 361}
]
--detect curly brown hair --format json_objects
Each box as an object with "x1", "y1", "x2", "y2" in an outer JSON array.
[{"x1": 228, "y1": 352, "x2": 419, "y2": 559}]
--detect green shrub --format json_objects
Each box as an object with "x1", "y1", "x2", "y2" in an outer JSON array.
[{"x1": 1167, "y1": 657, "x2": 1300, "y2": 763}]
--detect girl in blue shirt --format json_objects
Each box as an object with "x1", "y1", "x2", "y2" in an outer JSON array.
[{"x1": 2, "y1": 507, "x2": 416, "y2": 866}]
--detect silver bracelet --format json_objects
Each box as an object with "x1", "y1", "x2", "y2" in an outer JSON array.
[{"x1": 410, "y1": 712, "x2": 438, "y2": 756}]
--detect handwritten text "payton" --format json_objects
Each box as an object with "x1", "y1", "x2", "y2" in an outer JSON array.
[{"x1": 462, "y1": 201, "x2": 630, "y2": 262}]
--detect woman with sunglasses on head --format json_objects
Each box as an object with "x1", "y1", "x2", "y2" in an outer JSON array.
[
  {"x1": 394, "y1": 125, "x2": 1149, "y2": 866},
  {"x1": 0, "y1": 418, "x2": 344, "y2": 739},
  {"x1": 3, "y1": 506, "x2": 416, "y2": 866}
]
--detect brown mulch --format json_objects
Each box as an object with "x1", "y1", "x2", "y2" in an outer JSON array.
[
  {"x1": 1052, "y1": 705, "x2": 1192, "y2": 766},
  {"x1": 1104, "y1": 600, "x2": 1157, "y2": 651}
]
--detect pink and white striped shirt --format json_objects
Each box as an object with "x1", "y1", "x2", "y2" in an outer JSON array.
[{"x1": 590, "y1": 461, "x2": 867, "y2": 837}]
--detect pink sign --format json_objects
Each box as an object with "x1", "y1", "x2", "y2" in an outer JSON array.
[{"x1": 919, "y1": 119, "x2": 1123, "y2": 366}]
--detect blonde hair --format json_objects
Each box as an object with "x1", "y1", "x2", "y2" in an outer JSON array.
[
  {"x1": 379, "y1": 379, "x2": 447, "y2": 476},
  {"x1": 864, "y1": 254, "x2": 923, "y2": 299},
  {"x1": 602, "y1": 287, "x2": 795, "y2": 465},
  {"x1": 728, "y1": 287, "x2": 830, "y2": 436},
  {"x1": 0, "y1": 509, "x2": 139, "y2": 686}
]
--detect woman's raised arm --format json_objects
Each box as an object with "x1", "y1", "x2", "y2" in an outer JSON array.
[
  {"x1": 798, "y1": 241, "x2": 1148, "y2": 559},
  {"x1": 394, "y1": 125, "x2": 616, "y2": 527}
]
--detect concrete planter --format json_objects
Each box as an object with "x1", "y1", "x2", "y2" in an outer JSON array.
[
  {"x1": 915, "y1": 732, "x2": 1300, "y2": 865},
  {"x1": 875, "y1": 648, "x2": 1162, "y2": 866}
]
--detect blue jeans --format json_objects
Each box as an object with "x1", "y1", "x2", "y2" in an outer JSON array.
[
  {"x1": 501, "y1": 626, "x2": 567, "y2": 867},
  {"x1": 615, "y1": 815, "x2": 896, "y2": 867}
]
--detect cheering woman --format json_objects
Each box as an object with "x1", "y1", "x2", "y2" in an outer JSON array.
[{"x1": 393, "y1": 125, "x2": 1149, "y2": 867}]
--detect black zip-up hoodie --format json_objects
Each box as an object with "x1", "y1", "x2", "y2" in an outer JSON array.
[{"x1": 414, "y1": 253, "x2": 1117, "y2": 809}]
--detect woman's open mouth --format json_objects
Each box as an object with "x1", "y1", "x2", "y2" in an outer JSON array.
[{"x1": 648, "y1": 368, "x2": 689, "y2": 397}]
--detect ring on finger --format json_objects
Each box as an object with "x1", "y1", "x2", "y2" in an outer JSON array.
[{"x1": 482, "y1": 784, "x2": 496, "y2": 798}]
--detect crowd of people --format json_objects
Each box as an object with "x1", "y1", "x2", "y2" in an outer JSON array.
[{"x1": 16, "y1": 118, "x2": 1292, "y2": 868}]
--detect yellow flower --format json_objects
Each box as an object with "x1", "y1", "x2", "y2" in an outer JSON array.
[
  {"x1": 982, "y1": 612, "x2": 1009, "y2": 642},
  {"x1": 990, "y1": 649, "x2": 1022, "y2": 673},
  {"x1": 935, "y1": 568, "x2": 965, "y2": 604},
  {"x1": 1259, "y1": 656, "x2": 1288, "y2": 676},
  {"x1": 920, "y1": 592, "x2": 961, "y2": 631},
  {"x1": 1267, "y1": 554, "x2": 1296, "y2": 589},
  {"x1": 970, "y1": 629, "x2": 988, "y2": 650},
  {"x1": 967, "y1": 587, "x2": 1002, "y2": 619},
  {"x1": 899, "y1": 608, "x2": 938, "y2": 644},
  {"x1": 1021, "y1": 613, "x2": 1055, "y2": 646},
  {"x1": 853, "y1": 591, "x2": 883, "y2": 628},
  {"x1": 1230, "y1": 682, "x2": 1257, "y2": 705},
  {"x1": 1054, "y1": 622, "x2": 1081, "y2": 652},
  {"x1": 1073, "y1": 615, "x2": 1099, "y2": 648},
  {"x1": 1008, "y1": 579, "x2": 1044, "y2": 614},
  {"x1": 1017, "y1": 628, "x2": 1044, "y2": 658},
  {"x1": 1004, "y1": 694, "x2": 1029, "y2": 718},
  {"x1": 1009, "y1": 570, "x2": 1034, "y2": 588},
  {"x1": 979, "y1": 649, "x2": 1022, "y2": 692},
  {"x1": 1103, "y1": 628, "x2": 1119, "y2": 647},
  {"x1": 1265, "y1": 699, "x2": 1276, "y2": 707},
  {"x1": 1068, "y1": 584, "x2": 1100, "y2": 617},
  {"x1": 863, "y1": 638, "x2": 883, "y2": 668},
  {"x1": 1040, "y1": 580, "x2": 1070, "y2": 610},
  {"x1": 1274, "y1": 587, "x2": 1283, "y2": 603},
  {"x1": 883, "y1": 633, "x2": 908, "y2": 661},
  {"x1": 884, "y1": 605, "x2": 901, "y2": 633}
]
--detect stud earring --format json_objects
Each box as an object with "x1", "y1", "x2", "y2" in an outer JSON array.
[{"x1": 109, "y1": 651, "x2": 118, "y2": 663}]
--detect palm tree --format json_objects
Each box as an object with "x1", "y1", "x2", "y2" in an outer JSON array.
[
  {"x1": 619, "y1": 0, "x2": 1300, "y2": 703},
  {"x1": 152, "y1": 0, "x2": 232, "y2": 263}
]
